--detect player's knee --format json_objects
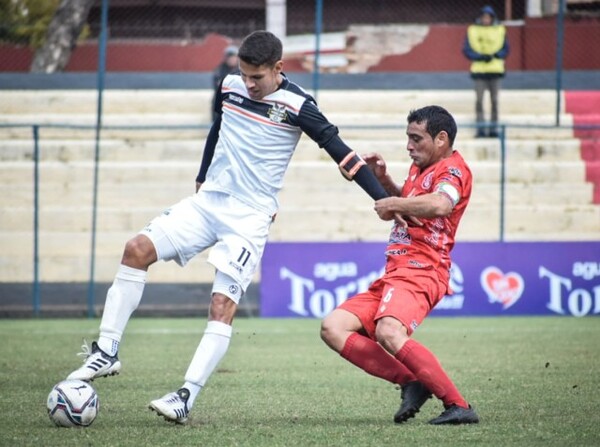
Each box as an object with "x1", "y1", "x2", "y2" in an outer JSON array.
[
  {"x1": 374, "y1": 321, "x2": 391, "y2": 345},
  {"x1": 320, "y1": 314, "x2": 343, "y2": 350},
  {"x1": 320, "y1": 318, "x2": 331, "y2": 342},
  {"x1": 122, "y1": 236, "x2": 156, "y2": 268},
  {"x1": 375, "y1": 318, "x2": 407, "y2": 352},
  {"x1": 208, "y1": 293, "x2": 237, "y2": 324},
  {"x1": 320, "y1": 316, "x2": 334, "y2": 343}
]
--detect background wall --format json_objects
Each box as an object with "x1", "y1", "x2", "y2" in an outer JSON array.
[{"x1": 1, "y1": 18, "x2": 599, "y2": 72}]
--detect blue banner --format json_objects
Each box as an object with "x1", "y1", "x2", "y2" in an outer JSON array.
[{"x1": 260, "y1": 242, "x2": 600, "y2": 318}]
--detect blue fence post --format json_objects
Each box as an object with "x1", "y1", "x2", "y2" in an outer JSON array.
[
  {"x1": 87, "y1": 0, "x2": 110, "y2": 318},
  {"x1": 555, "y1": 0, "x2": 565, "y2": 126},
  {"x1": 499, "y1": 124, "x2": 506, "y2": 242},
  {"x1": 32, "y1": 125, "x2": 40, "y2": 316},
  {"x1": 312, "y1": 0, "x2": 323, "y2": 102}
]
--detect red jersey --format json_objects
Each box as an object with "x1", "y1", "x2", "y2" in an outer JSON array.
[{"x1": 384, "y1": 150, "x2": 472, "y2": 289}]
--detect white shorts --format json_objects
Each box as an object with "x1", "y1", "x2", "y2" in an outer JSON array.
[{"x1": 140, "y1": 190, "x2": 272, "y2": 292}]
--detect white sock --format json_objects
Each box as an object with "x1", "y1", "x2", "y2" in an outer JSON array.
[
  {"x1": 98, "y1": 264, "x2": 146, "y2": 356},
  {"x1": 183, "y1": 321, "x2": 233, "y2": 409},
  {"x1": 182, "y1": 382, "x2": 202, "y2": 411}
]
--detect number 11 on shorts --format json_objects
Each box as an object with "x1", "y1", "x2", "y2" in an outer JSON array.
[{"x1": 237, "y1": 247, "x2": 251, "y2": 267}]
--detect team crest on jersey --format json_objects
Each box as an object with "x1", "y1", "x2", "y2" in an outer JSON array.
[
  {"x1": 421, "y1": 172, "x2": 434, "y2": 190},
  {"x1": 268, "y1": 103, "x2": 287, "y2": 123}
]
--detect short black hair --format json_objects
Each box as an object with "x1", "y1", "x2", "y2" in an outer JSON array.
[
  {"x1": 238, "y1": 30, "x2": 283, "y2": 67},
  {"x1": 407, "y1": 105, "x2": 457, "y2": 147}
]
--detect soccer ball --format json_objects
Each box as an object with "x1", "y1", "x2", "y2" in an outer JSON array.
[{"x1": 47, "y1": 380, "x2": 99, "y2": 427}]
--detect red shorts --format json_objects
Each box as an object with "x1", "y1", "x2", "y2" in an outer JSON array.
[{"x1": 338, "y1": 267, "x2": 446, "y2": 338}]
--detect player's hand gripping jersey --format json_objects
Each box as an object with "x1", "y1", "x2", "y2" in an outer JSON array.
[
  {"x1": 385, "y1": 151, "x2": 472, "y2": 288},
  {"x1": 196, "y1": 73, "x2": 387, "y2": 217}
]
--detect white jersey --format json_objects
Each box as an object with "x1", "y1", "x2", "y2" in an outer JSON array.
[
  {"x1": 143, "y1": 73, "x2": 386, "y2": 293},
  {"x1": 201, "y1": 74, "x2": 338, "y2": 217}
]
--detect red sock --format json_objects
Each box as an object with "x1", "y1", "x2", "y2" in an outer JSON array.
[
  {"x1": 395, "y1": 339, "x2": 468, "y2": 408},
  {"x1": 341, "y1": 332, "x2": 417, "y2": 385}
]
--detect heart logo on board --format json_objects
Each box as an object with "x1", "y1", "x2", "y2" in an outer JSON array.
[{"x1": 480, "y1": 266, "x2": 524, "y2": 310}]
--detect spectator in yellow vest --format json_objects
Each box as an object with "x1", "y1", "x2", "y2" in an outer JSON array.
[{"x1": 463, "y1": 5, "x2": 509, "y2": 138}]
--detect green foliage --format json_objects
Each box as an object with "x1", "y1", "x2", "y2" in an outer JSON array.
[
  {"x1": 0, "y1": 317, "x2": 599, "y2": 446},
  {"x1": 0, "y1": 0, "x2": 60, "y2": 47}
]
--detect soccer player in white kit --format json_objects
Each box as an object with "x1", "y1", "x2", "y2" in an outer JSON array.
[{"x1": 67, "y1": 30, "x2": 388, "y2": 424}]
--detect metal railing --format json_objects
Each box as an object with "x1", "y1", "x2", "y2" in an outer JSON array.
[{"x1": 2, "y1": 119, "x2": 599, "y2": 317}]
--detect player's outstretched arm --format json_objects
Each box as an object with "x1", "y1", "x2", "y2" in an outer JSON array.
[
  {"x1": 295, "y1": 100, "x2": 388, "y2": 200},
  {"x1": 322, "y1": 137, "x2": 389, "y2": 200}
]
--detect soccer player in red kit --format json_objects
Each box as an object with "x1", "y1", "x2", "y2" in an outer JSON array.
[{"x1": 321, "y1": 105, "x2": 479, "y2": 425}]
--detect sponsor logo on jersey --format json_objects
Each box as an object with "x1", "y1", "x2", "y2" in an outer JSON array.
[
  {"x1": 229, "y1": 94, "x2": 244, "y2": 104},
  {"x1": 268, "y1": 103, "x2": 287, "y2": 123},
  {"x1": 389, "y1": 224, "x2": 412, "y2": 245},
  {"x1": 229, "y1": 284, "x2": 239, "y2": 295},
  {"x1": 448, "y1": 166, "x2": 462, "y2": 178},
  {"x1": 228, "y1": 261, "x2": 243, "y2": 274},
  {"x1": 408, "y1": 260, "x2": 424, "y2": 268},
  {"x1": 385, "y1": 248, "x2": 408, "y2": 256}
]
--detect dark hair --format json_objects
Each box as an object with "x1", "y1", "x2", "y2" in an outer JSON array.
[
  {"x1": 238, "y1": 30, "x2": 282, "y2": 67},
  {"x1": 407, "y1": 105, "x2": 457, "y2": 147}
]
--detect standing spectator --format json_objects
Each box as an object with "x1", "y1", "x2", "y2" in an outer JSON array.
[
  {"x1": 321, "y1": 106, "x2": 479, "y2": 425},
  {"x1": 66, "y1": 30, "x2": 389, "y2": 425},
  {"x1": 463, "y1": 5, "x2": 509, "y2": 138},
  {"x1": 211, "y1": 45, "x2": 239, "y2": 121}
]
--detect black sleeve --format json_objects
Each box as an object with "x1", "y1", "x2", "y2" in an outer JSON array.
[
  {"x1": 296, "y1": 99, "x2": 340, "y2": 148},
  {"x1": 212, "y1": 78, "x2": 225, "y2": 117},
  {"x1": 196, "y1": 115, "x2": 221, "y2": 183},
  {"x1": 297, "y1": 100, "x2": 389, "y2": 200}
]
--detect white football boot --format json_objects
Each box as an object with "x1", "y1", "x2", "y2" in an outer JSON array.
[
  {"x1": 148, "y1": 388, "x2": 190, "y2": 424},
  {"x1": 67, "y1": 341, "x2": 121, "y2": 381}
]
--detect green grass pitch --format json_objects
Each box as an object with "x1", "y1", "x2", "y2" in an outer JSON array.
[{"x1": 1, "y1": 317, "x2": 599, "y2": 446}]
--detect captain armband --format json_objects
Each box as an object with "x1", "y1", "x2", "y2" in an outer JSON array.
[
  {"x1": 338, "y1": 151, "x2": 367, "y2": 180},
  {"x1": 435, "y1": 182, "x2": 460, "y2": 207}
]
